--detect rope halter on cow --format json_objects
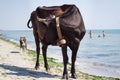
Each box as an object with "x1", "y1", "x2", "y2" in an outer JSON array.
[{"x1": 55, "y1": 17, "x2": 66, "y2": 45}]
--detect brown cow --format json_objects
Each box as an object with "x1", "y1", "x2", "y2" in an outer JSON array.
[{"x1": 27, "y1": 4, "x2": 86, "y2": 79}]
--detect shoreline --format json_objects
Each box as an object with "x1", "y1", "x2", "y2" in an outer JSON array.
[
  {"x1": 77, "y1": 62, "x2": 120, "y2": 78},
  {"x1": 0, "y1": 37, "x2": 120, "y2": 80},
  {"x1": 26, "y1": 40, "x2": 120, "y2": 78}
]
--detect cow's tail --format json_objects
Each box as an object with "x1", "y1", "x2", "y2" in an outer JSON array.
[{"x1": 27, "y1": 18, "x2": 32, "y2": 29}]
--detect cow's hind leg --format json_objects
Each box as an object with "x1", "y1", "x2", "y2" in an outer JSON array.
[
  {"x1": 42, "y1": 44, "x2": 50, "y2": 71},
  {"x1": 61, "y1": 44, "x2": 69, "y2": 79},
  {"x1": 34, "y1": 32, "x2": 40, "y2": 70}
]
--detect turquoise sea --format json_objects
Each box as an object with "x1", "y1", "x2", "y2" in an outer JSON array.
[{"x1": 0, "y1": 29, "x2": 120, "y2": 78}]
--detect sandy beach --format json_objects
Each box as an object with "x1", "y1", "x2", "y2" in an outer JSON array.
[{"x1": 0, "y1": 38, "x2": 63, "y2": 80}]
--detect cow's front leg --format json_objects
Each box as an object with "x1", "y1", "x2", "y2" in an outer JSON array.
[
  {"x1": 70, "y1": 38, "x2": 80, "y2": 79},
  {"x1": 42, "y1": 44, "x2": 49, "y2": 71},
  {"x1": 61, "y1": 44, "x2": 68, "y2": 79},
  {"x1": 71, "y1": 49, "x2": 77, "y2": 79}
]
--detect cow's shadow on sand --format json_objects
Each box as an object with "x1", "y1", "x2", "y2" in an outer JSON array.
[{"x1": 0, "y1": 64, "x2": 59, "y2": 79}]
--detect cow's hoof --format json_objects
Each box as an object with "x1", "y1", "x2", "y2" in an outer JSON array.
[
  {"x1": 71, "y1": 73, "x2": 77, "y2": 79},
  {"x1": 62, "y1": 74, "x2": 69, "y2": 80},
  {"x1": 46, "y1": 67, "x2": 50, "y2": 72},
  {"x1": 35, "y1": 66, "x2": 39, "y2": 70}
]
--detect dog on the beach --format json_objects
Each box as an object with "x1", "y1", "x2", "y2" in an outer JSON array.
[{"x1": 19, "y1": 37, "x2": 27, "y2": 53}]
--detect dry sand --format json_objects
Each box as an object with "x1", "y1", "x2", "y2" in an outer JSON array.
[{"x1": 0, "y1": 39, "x2": 63, "y2": 80}]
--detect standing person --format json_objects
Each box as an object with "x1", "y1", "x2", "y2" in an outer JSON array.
[
  {"x1": 102, "y1": 31, "x2": 105, "y2": 38},
  {"x1": 89, "y1": 30, "x2": 92, "y2": 39}
]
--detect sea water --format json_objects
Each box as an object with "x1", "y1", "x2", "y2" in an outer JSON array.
[
  {"x1": 0, "y1": 29, "x2": 120, "y2": 78},
  {"x1": 77, "y1": 30, "x2": 120, "y2": 78}
]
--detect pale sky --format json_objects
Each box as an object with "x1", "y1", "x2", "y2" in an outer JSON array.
[{"x1": 0, "y1": 0, "x2": 120, "y2": 30}]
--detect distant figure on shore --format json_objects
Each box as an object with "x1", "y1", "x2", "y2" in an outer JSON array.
[
  {"x1": 97, "y1": 31, "x2": 105, "y2": 38},
  {"x1": 89, "y1": 30, "x2": 92, "y2": 39},
  {"x1": 0, "y1": 33, "x2": 2, "y2": 37},
  {"x1": 102, "y1": 31, "x2": 105, "y2": 37},
  {"x1": 19, "y1": 37, "x2": 27, "y2": 52},
  {"x1": 98, "y1": 34, "x2": 101, "y2": 38}
]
